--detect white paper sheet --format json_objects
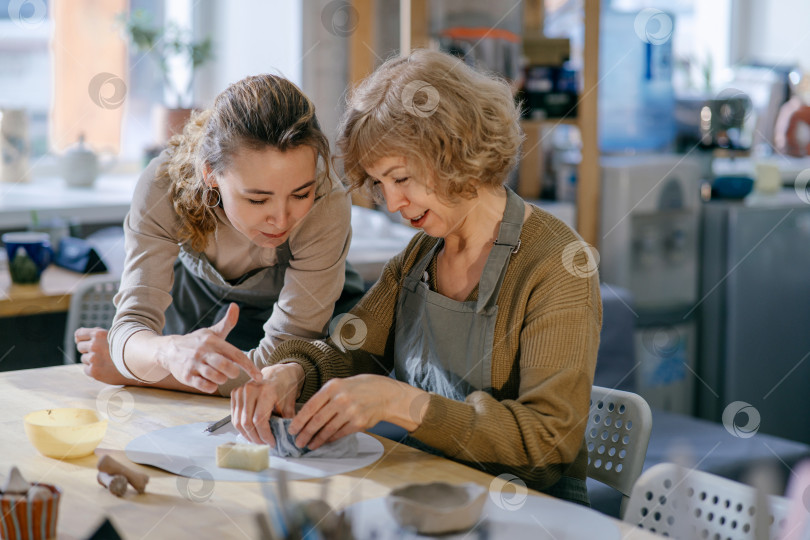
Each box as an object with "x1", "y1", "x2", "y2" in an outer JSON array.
[
  {"x1": 346, "y1": 494, "x2": 621, "y2": 539},
  {"x1": 124, "y1": 421, "x2": 384, "y2": 482}
]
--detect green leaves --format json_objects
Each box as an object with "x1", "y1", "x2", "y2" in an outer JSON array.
[
  {"x1": 117, "y1": 10, "x2": 159, "y2": 50},
  {"x1": 116, "y1": 9, "x2": 214, "y2": 107},
  {"x1": 190, "y1": 38, "x2": 213, "y2": 70}
]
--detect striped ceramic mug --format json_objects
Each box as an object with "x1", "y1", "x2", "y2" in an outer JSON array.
[{"x1": 0, "y1": 483, "x2": 61, "y2": 540}]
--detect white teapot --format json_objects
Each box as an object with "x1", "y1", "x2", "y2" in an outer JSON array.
[{"x1": 61, "y1": 135, "x2": 115, "y2": 187}]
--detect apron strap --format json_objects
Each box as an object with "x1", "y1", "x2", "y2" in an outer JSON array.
[
  {"x1": 476, "y1": 187, "x2": 525, "y2": 313},
  {"x1": 274, "y1": 239, "x2": 292, "y2": 266},
  {"x1": 400, "y1": 187, "x2": 525, "y2": 309},
  {"x1": 403, "y1": 238, "x2": 441, "y2": 292}
]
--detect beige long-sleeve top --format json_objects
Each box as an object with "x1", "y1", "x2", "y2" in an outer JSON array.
[
  {"x1": 271, "y1": 205, "x2": 602, "y2": 492},
  {"x1": 108, "y1": 153, "x2": 352, "y2": 381}
]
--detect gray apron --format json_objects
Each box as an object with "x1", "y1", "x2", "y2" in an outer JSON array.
[
  {"x1": 165, "y1": 242, "x2": 364, "y2": 351},
  {"x1": 393, "y1": 188, "x2": 524, "y2": 397},
  {"x1": 390, "y1": 187, "x2": 590, "y2": 507}
]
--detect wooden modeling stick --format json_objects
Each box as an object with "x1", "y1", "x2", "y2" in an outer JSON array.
[
  {"x1": 96, "y1": 472, "x2": 127, "y2": 497},
  {"x1": 97, "y1": 455, "x2": 149, "y2": 494}
]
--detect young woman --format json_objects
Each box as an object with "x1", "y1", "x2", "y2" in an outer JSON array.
[
  {"x1": 75, "y1": 74, "x2": 364, "y2": 396},
  {"x1": 230, "y1": 51, "x2": 601, "y2": 506}
]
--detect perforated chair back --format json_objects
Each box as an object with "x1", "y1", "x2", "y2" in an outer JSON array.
[
  {"x1": 63, "y1": 276, "x2": 120, "y2": 364},
  {"x1": 587, "y1": 385, "x2": 653, "y2": 516},
  {"x1": 624, "y1": 462, "x2": 790, "y2": 539}
]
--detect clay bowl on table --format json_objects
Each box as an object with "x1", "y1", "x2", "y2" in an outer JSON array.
[
  {"x1": 23, "y1": 408, "x2": 108, "y2": 460},
  {"x1": 385, "y1": 481, "x2": 487, "y2": 535}
]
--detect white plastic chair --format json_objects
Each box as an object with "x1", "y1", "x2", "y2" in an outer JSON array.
[
  {"x1": 63, "y1": 276, "x2": 120, "y2": 364},
  {"x1": 587, "y1": 385, "x2": 653, "y2": 517},
  {"x1": 624, "y1": 462, "x2": 790, "y2": 539}
]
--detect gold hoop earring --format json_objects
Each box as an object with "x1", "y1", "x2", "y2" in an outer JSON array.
[{"x1": 202, "y1": 187, "x2": 221, "y2": 209}]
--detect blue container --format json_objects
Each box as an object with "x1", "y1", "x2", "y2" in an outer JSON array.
[
  {"x1": 711, "y1": 176, "x2": 754, "y2": 200},
  {"x1": 2, "y1": 231, "x2": 53, "y2": 283}
]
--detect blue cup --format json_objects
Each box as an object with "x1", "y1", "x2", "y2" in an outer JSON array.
[{"x1": 2, "y1": 231, "x2": 53, "y2": 284}]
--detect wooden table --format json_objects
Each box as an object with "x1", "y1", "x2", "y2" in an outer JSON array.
[{"x1": 0, "y1": 365, "x2": 659, "y2": 539}]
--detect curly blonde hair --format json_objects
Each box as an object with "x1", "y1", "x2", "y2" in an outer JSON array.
[
  {"x1": 161, "y1": 74, "x2": 332, "y2": 252},
  {"x1": 337, "y1": 49, "x2": 524, "y2": 203}
]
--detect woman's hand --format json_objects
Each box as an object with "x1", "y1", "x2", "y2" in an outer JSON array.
[
  {"x1": 289, "y1": 375, "x2": 430, "y2": 450},
  {"x1": 75, "y1": 327, "x2": 134, "y2": 385},
  {"x1": 230, "y1": 363, "x2": 305, "y2": 445},
  {"x1": 154, "y1": 303, "x2": 262, "y2": 393}
]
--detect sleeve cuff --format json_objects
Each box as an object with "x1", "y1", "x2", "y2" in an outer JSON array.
[
  {"x1": 111, "y1": 328, "x2": 164, "y2": 383},
  {"x1": 279, "y1": 357, "x2": 321, "y2": 402},
  {"x1": 407, "y1": 394, "x2": 475, "y2": 457}
]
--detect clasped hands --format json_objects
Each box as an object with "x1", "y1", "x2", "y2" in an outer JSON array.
[
  {"x1": 77, "y1": 301, "x2": 430, "y2": 449},
  {"x1": 231, "y1": 367, "x2": 430, "y2": 450}
]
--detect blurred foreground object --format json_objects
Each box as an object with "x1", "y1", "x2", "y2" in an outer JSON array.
[
  {"x1": 774, "y1": 98, "x2": 810, "y2": 156},
  {"x1": 774, "y1": 70, "x2": 810, "y2": 156},
  {"x1": 0, "y1": 109, "x2": 30, "y2": 184}
]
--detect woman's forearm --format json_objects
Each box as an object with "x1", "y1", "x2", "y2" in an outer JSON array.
[
  {"x1": 387, "y1": 381, "x2": 430, "y2": 432},
  {"x1": 121, "y1": 331, "x2": 173, "y2": 383},
  {"x1": 120, "y1": 332, "x2": 211, "y2": 393}
]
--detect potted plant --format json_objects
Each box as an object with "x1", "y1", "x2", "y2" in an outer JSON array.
[{"x1": 118, "y1": 9, "x2": 213, "y2": 142}]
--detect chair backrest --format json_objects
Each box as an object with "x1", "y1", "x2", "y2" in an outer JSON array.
[
  {"x1": 624, "y1": 462, "x2": 790, "y2": 539},
  {"x1": 587, "y1": 385, "x2": 653, "y2": 516},
  {"x1": 63, "y1": 276, "x2": 120, "y2": 364}
]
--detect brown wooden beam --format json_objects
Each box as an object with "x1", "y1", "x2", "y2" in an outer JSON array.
[
  {"x1": 349, "y1": 0, "x2": 377, "y2": 207},
  {"x1": 523, "y1": 0, "x2": 544, "y2": 33},
  {"x1": 577, "y1": 0, "x2": 601, "y2": 248},
  {"x1": 517, "y1": 120, "x2": 544, "y2": 200},
  {"x1": 349, "y1": 0, "x2": 376, "y2": 86},
  {"x1": 410, "y1": 0, "x2": 430, "y2": 50}
]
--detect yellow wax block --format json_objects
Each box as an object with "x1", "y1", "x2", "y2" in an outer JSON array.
[{"x1": 215, "y1": 442, "x2": 269, "y2": 472}]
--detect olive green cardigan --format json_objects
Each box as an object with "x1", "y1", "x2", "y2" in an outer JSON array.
[{"x1": 271, "y1": 205, "x2": 601, "y2": 492}]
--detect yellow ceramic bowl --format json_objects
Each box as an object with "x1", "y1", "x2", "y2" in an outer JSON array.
[{"x1": 23, "y1": 408, "x2": 108, "y2": 460}]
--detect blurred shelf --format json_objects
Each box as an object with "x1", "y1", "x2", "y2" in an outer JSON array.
[
  {"x1": 0, "y1": 264, "x2": 106, "y2": 318},
  {"x1": 520, "y1": 0, "x2": 600, "y2": 245}
]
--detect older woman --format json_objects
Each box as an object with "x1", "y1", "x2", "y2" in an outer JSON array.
[{"x1": 231, "y1": 50, "x2": 601, "y2": 506}]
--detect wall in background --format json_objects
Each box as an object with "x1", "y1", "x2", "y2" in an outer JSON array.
[
  {"x1": 301, "y1": 0, "x2": 349, "y2": 146},
  {"x1": 194, "y1": 0, "x2": 303, "y2": 108},
  {"x1": 733, "y1": 0, "x2": 810, "y2": 72},
  {"x1": 0, "y1": 1, "x2": 52, "y2": 158}
]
